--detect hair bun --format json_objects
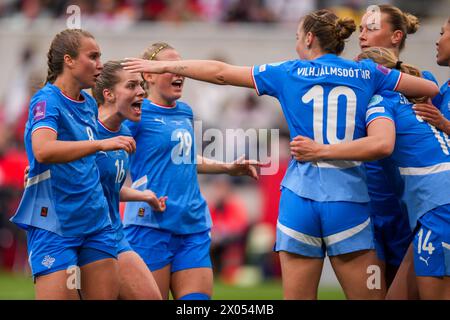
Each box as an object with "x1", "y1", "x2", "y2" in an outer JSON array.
[
  {"x1": 335, "y1": 17, "x2": 356, "y2": 40},
  {"x1": 404, "y1": 13, "x2": 419, "y2": 34}
]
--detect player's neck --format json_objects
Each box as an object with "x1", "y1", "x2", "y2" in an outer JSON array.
[
  {"x1": 98, "y1": 106, "x2": 122, "y2": 132},
  {"x1": 148, "y1": 93, "x2": 176, "y2": 108},
  {"x1": 307, "y1": 47, "x2": 328, "y2": 60},
  {"x1": 53, "y1": 75, "x2": 83, "y2": 101}
]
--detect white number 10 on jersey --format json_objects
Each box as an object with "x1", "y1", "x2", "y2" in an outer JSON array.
[{"x1": 302, "y1": 85, "x2": 357, "y2": 144}]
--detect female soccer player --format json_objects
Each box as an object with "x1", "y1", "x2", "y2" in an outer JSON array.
[
  {"x1": 414, "y1": 17, "x2": 450, "y2": 134},
  {"x1": 289, "y1": 47, "x2": 450, "y2": 300},
  {"x1": 92, "y1": 61, "x2": 165, "y2": 300},
  {"x1": 122, "y1": 10, "x2": 439, "y2": 299},
  {"x1": 121, "y1": 43, "x2": 263, "y2": 300},
  {"x1": 358, "y1": 4, "x2": 427, "y2": 288},
  {"x1": 11, "y1": 29, "x2": 135, "y2": 300}
]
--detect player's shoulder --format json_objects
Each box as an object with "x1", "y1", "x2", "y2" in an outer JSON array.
[
  {"x1": 368, "y1": 91, "x2": 399, "y2": 109},
  {"x1": 31, "y1": 83, "x2": 59, "y2": 104},
  {"x1": 119, "y1": 123, "x2": 132, "y2": 136},
  {"x1": 256, "y1": 59, "x2": 297, "y2": 72},
  {"x1": 81, "y1": 90, "x2": 98, "y2": 106},
  {"x1": 176, "y1": 101, "x2": 194, "y2": 116}
]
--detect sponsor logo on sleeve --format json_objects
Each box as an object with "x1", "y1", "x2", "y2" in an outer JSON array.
[
  {"x1": 33, "y1": 101, "x2": 46, "y2": 121},
  {"x1": 376, "y1": 64, "x2": 391, "y2": 75}
]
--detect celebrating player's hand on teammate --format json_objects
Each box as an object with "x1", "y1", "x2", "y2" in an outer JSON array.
[
  {"x1": 413, "y1": 103, "x2": 450, "y2": 132},
  {"x1": 290, "y1": 136, "x2": 326, "y2": 162},
  {"x1": 226, "y1": 155, "x2": 269, "y2": 180},
  {"x1": 122, "y1": 58, "x2": 165, "y2": 74},
  {"x1": 141, "y1": 190, "x2": 168, "y2": 212},
  {"x1": 99, "y1": 136, "x2": 136, "y2": 154}
]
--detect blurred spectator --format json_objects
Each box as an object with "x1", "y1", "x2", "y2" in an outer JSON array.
[
  {"x1": 0, "y1": 110, "x2": 28, "y2": 273},
  {"x1": 156, "y1": 0, "x2": 203, "y2": 23},
  {"x1": 264, "y1": 0, "x2": 316, "y2": 23},
  {"x1": 208, "y1": 176, "x2": 250, "y2": 283},
  {"x1": 224, "y1": 0, "x2": 276, "y2": 23}
]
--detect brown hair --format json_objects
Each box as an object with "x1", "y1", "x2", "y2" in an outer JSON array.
[
  {"x1": 92, "y1": 61, "x2": 124, "y2": 105},
  {"x1": 379, "y1": 4, "x2": 419, "y2": 51},
  {"x1": 357, "y1": 47, "x2": 426, "y2": 103},
  {"x1": 300, "y1": 9, "x2": 356, "y2": 55},
  {"x1": 46, "y1": 29, "x2": 94, "y2": 84}
]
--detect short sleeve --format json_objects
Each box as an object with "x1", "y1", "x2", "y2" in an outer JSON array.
[
  {"x1": 365, "y1": 93, "x2": 395, "y2": 128},
  {"x1": 368, "y1": 61, "x2": 402, "y2": 94},
  {"x1": 30, "y1": 96, "x2": 60, "y2": 134},
  {"x1": 252, "y1": 60, "x2": 292, "y2": 97}
]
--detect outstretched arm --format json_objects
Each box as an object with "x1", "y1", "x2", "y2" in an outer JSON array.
[
  {"x1": 290, "y1": 118, "x2": 395, "y2": 162},
  {"x1": 196, "y1": 155, "x2": 268, "y2": 180},
  {"x1": 122, "y1": 58, "x2": 254, "y2": 88}
]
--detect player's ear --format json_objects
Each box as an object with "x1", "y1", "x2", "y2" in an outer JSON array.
[
  {"x1": 391, "y1": 30, "x2": 403, "y2": 48},
  {"x1": 103, "y1": 88, "x2": 115, "y2": 104},
  {"x1": 305, "y1": 31, "x2": 314, "y2": 48},
  {"x1": 63, "y1": 54, "x2": 75, "y2": 69},
  {"x1": 142, "y1": 72, "x2": 154, "y2": 84}
]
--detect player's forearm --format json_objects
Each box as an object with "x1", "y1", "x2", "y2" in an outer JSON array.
[
  {"x1": 119, "y1": 186, "x2": 143, "y2": 202},
  {"x1": 320, "y1": 136, "x2": 393, "y2": 161},
  {"x1": 196, "y1": 155, "x2": 230, "y2": 174},
  {"x1": 33, "y1": 140, "x2": 101, "y2": 164},
  {"x1": 163, "y1": 60, "x2": 253, "y2": 88}
]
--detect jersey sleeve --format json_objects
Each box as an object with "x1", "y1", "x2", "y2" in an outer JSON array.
[
  {"x1": 366, "y1": 61, "x2": 402, "y2": 94},
  {"x1": 30, "y1": 95, "x2": 60, "y2": 134},
  {"x1": 252, "y1": 60, "x2": 292, "y2": 97},
  {"x1": 365, "y1": 93, "x2": 395, "y2": 128}
]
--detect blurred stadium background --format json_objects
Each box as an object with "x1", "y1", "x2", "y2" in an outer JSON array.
[{"x1": 0, "y1": 0, "x2": 448, "y2": 299}]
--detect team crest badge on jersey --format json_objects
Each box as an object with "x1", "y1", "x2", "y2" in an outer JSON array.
[
  {"x1": 138, "y1": 208, "x2": 145, "y2": 217},
  {"x1": 41, "y1": 255, "x2": 55, "y2": 269},
  {"x1": 376, "y1": 64, "x2": 391, "y2": 75},
  {"x1": 368, "y1": 95, "x2": 383, "y2": 107},
  {"x1": 40, "y1": 207, "x2": 48, "y2": 217},
  {"x1": 33, "y1": 101, "x2": 46, "y2": 121}
]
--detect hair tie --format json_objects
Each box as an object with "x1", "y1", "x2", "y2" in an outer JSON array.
[
  {"x1": 149, "y1": 44, "x2": 168, "y2": 61},
  {"x1": 395, "y1": 60, "x2": 403, "y2": 70}
]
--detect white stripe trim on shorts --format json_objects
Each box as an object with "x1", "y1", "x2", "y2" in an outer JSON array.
[
  {"x1": 312, "y1": 160, "x2": 361, "y2": 169},
  {"x1": 26, "y1": 170, "x2": 51, "y2": 187},
  {"x1": 399, "y1": 162, "x2": 450, "y2": 176},
  {"x1": 323, "y1": 217, "x2": 371, "y2": 246},
  {"x1": 277, "y1": 220, "x2": 322, "y2": 247},
  {"x1": 131, "y1": 175, "x2": 148, "y2": 189},
  {"x1": 442, "y1": 242, "x2": 450, "y2": 250}
]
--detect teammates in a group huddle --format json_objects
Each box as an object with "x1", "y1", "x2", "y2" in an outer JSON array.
[{"x1": 11, "y1": 7, "x2": 448, "y2": 300}]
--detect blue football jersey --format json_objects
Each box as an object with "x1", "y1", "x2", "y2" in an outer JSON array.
[
  {"x1": 366, "y1": 90, "x2": 450, "y2": 229},
  {"x1": 252, "y1": 54, "x2": 401, "y2": 202},
  {"x1": 96, "y1": 120, "x2": 131, "y2": 240},
  {"x1": 364, "y1": 159, "x2": 404, "y2": 214},
  {"x1": 122, "y1": 99, "x2": 211, "y2": 234},
  {"x1": 11, "y1": 83, "x2": 111, "y2": 237},
  {"x1": 364, "y1": 71, "x2": 438, "y2": 216}
]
